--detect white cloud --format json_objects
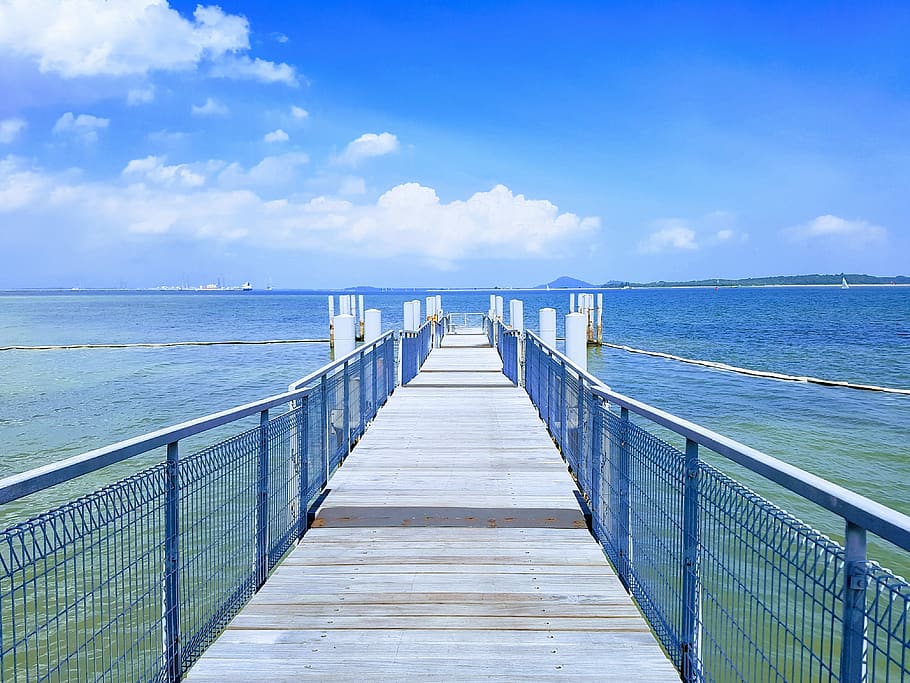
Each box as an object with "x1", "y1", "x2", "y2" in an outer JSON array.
[
  {"x1": 264, "y1": 129, "x2": 289, "y2": 143},
  {"x1": 52, "y1": 112, "x2": 109, "y2": 142},
  {"x1": 122, "y1": 155, "x2": 206, "y2": 188},
  {"x1": 0, "y1": 118, "x2": 26, "y2": 143},
  {"x1": 127, "y1": 86, "x2": 155, "y2": 105},
  {"x1": 218, "y1": 153, "x2": 310, "y2": 187},
  {"x1": 788, "y1": 215, "x2": 886, "y2": 244},
  {"x1": 191, "y1": 98, "x2": 228, "y2": 117},
  {"x1": 0, "y1": 156, "x2": 599, "y2": 263},
  {"x1": 716, "y1": 229, "x2": 734, "y2": 241},
  {"x1": 291, "y1": 105, "x2": 309, "y2": 120},
  {"x1": 638, "y1": 219, "x2": 698, "y2": 254},
  {"x1": 336, "y1": 132, "x2": 399, "y2": 166},
  {"x1": 0, "y1": 1, "x2": 296, "y2": 85},
  {"x1": 210, "y1": 55, "x2": 298, "y2": 86},
  {"x1": 0, "y1": 156, "x2": 50, "y2": 210}
]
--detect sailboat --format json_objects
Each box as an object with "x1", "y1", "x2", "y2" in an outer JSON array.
[{"x1": 841, "y1": 276, "x2": 849, "y2": 290}]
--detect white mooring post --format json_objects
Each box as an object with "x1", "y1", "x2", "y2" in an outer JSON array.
[
  {"x1": 539, "y1": 308, "x2": 556, "y2": 348},
  {"x1": 364, "y1": 309, "x2": 381, "y2": 344},
  {"x1": 489, "y1": 294, "x2": 496, "y2": 318},
  {"x1": 597, "y1": 293, "x2": 603, "y2": 345},
  {"x1": 412, "y1": 300, "x2": 422, "y2": 326},
  {"x1": 570, "y1": 292, "x2": 576, "y2": 313},
  {"x1": 328, "y1": 295, "x2": 335, "y2": 347},
  {"x1": 566, "y1": 312, "x2": 587, "y2": 372},
  {"x1": 495, "y1": 296, "x2": 504, "y2": 320},
  {"x1": 509, "y1": 299, "x2": 524, "y2": 332},
  {"x1": 436, "y1": 295, "x2": 442, "y2": 317},
  {"x1": 426, "y1": 296, "x2": 436, "y2": 320},
  {"x1": 403, "y1": 301, "x2": 414, "y2": 331},
  {"x1": 358, "y1": 295, "x2": 365, "y2": 340},
  {"x1": 334, "y1": 314, "x2": 356, "y2": 356}
]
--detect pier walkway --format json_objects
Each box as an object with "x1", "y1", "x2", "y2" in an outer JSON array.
[{"x1": 185, "y1": 333, "x2": 677, "y2": 681}]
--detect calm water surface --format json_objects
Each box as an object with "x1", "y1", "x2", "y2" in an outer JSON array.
[{"x1": 1, "y1": 287, "x2": 908, "y2": 568}]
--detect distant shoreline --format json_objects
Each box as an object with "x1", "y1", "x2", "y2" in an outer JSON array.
[{"x1": 3, "y1": 283, "x2": 910, "y2": 294}]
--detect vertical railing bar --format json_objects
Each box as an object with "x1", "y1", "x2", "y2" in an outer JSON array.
[
  {"x1": 560, "y1": 360, "x2": 567, "y2": 452},
  {"x1": 297, "y1": 396, "x2": 309, "y2": 541},
  {"x1": 342, "y1": 361, "x2": 351, "y2": 458},
  {"x1": 371, "y1": 344, "x2": 378, "y2": 419},
  {"x1": 164, "y1": 440, "x2": 180, "y2": 683},
  {"x1": 256, "y1": 409, "x2": 269, "y2": 589},
  {"x1": 617, "y1": 406, "x2": 631, "y2": 587},
  {"x1": 320, "y1": 375, "x2": 329, "y2": 489},
  {"x1": 591, "y1": 394, "x2": 603, "y2": 540},
  {"x1": 359, "y1": 350, "x2": 366, "y2": 439},
  {"x1": 682, "y1": 437, "x2": 702, "y2": 682},
  {"x1": 840, "y1": 521, "x2": 869, "y2": 682}
]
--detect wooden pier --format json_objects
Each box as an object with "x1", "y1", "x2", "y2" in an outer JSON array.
[{"x1": 185, "y1": 333, "x2": 678, "y2": 681}]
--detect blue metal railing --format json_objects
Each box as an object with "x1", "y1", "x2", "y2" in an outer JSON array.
[
  {"x1": 401, "y1": 317, "x2": 444, "y2": 385},
  {"x1": 486, "y1": 316, "x2": 520, "y2": 386},
  {"x1": 0, "y1": 332, "x2": 397, "y2": 683},
  {"x1": 523, "y1": 330, "x2": 910, "y2": 683}
]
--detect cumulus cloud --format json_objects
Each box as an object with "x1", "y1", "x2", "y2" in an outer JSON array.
[
  {"x1": 0, "y1": 156, "x2": 599, "y2": 263},
  {"x1": 336, "y1": 132, "x2": 399, "y2": 166},
  {"x1": 0, "y1": 156, "x2": 50, "y2": 210},
  {"x1": 264, "y1": 129, "x2": 289, "y2": 143},
  {"x1": 52, "y1": 112, "x2": 109, "y2": 142},
  {"x1": 210, "y1": 55, "x2": 298, "y2": 86},
  {"x1": 788, "y1": 214, "x2": 886, "y2": 244},
  {"x1": 191, "y1": 98, "x2": 228, "y2": 117},
  {"x1": 122, "y1": 155, "x2": 206, "y2": 188},
  {"x1": 716, "y1": 229, "x2": 734, "y2": 241},
  {"x1": 291, "y1": 105, "x2": 309, "y2": 120},
  {"x1": 0, "y1": 118, "x2": 26, "y2": 143},
  {"x1": 0, "y1": 1, "x2": 297, "y2": 85},
  {"x1": 638, "y1": 219, "x2": 698, "y2": 254},
  {"x1": 127, "y1": 87, "x2": 155, "y2": 105},
  {"x1": 218, "y1": 153, "x2": 310, "y2": 187}
]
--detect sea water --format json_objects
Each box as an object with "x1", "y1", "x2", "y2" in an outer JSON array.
[{"x1": 1, "y1": 287, "x2": 908, "y2": 569}]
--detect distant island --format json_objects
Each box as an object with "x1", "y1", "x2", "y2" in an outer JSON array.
[{"x1": 537, "y1": 273, "x2": 910, "y2": 289}]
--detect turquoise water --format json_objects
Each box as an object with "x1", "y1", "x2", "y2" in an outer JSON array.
[{"x1": 1, "y1": 287, "x2": 908, "y2": 566}]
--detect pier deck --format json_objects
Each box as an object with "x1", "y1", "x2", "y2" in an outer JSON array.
[{"x1": 185, "y1": 334, "x2": 677, "y2": 681}]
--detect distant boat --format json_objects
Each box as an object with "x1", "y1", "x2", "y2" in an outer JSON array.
[
  {"x1": 241, "y1": 282, "x2": 253, "y2": 291},
  {"x1": 841, "y1": 276, "x2": 849, "y2": 290}
]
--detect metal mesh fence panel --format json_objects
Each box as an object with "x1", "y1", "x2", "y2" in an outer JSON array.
[
  {"x1": 1, "y1": 469, "x2": 168, "y2": 683},
  {"x1": 522, "y1": 332, "x2": 910, "y2": 682}
]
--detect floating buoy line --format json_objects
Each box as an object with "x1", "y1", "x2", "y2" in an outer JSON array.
[
  {"x1": 3, "y1": 336, "x2": 907, "y2": 396},
  {"x1": 601, "y1": 342, "x2": 910, "y2": 396},
  {"x1": 0, "y1": 339, "x2": 330, "y2": 351}
]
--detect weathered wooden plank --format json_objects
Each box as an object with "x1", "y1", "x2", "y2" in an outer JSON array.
[{"x1": 185, "y1": 337, "x2": 679, "y2": 682}]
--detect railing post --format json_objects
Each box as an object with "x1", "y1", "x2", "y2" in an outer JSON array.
[
  {"x1": 359, "y1": 350, "x2": 366, "y2": 438},
  {"x1": 840, "y1": 521, "x2": 868, "y2": 682},
  {"x1": 560, "y1": 360, "x2": 568, "y2": 450},
  {"x1": 388, "y1": 338, "x2": 395, "y2": 392},
  {"x1": 256, "y1": 409, "x2": 270, "y2": 588},
  {"x1": 617, "y1": 407, "x2": 631, "y2": 583},
  {"x1": 343, "y1": 361, "x2": 351, "y2": 457},
  {"x1": 320, "y1": 375, "x2": 329, "y2": 488},
  {"x1": 578, "y1": 379, "x2": 587, "y2": 489},
  {"x1": 371, "y1": 345, "x2": 378, "y2": 418},
  {"x1": 590, "y1": 398, "x2": 604, "y2": 540},
  {"x1": 164, "y1": 440, "x2": 181, "y2": 683},
  {"x1": 297, "y1": 397, "x2": 309, "y2": 540},
  {"x1": 681, "y1": 438, "x2": 702, "y2": 682}
]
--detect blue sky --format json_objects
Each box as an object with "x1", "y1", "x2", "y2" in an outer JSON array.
[{"x1": 0, "y1": 1, "x2": 908, "y2": 288}]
